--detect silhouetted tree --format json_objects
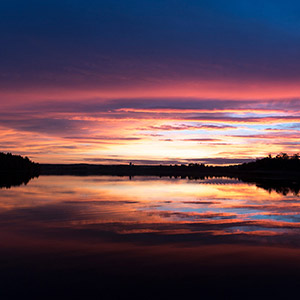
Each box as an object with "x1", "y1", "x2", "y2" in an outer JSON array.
[
  {"x1": 0, "y1": 153, "x2": 39, "y2": 188},
  {"x1": 0, "y1": 152, "x2": 39, "y2": 172},
  {"x1": 238, "y1": 153, "x2": 300, "y2": 171}
]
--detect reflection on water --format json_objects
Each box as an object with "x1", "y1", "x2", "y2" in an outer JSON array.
[
  {"x1": 0, "y1": 172, "x2": 39, "y2": 189},
  {"x1": 1, "y1": 176, "x2": 300, "y2": 298}
]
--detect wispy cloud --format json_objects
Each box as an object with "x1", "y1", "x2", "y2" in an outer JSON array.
[{"x1": 1, "y1": 97, "x2": 300, "y2": 163}]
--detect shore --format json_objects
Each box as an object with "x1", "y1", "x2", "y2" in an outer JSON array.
[{"x1": 39, "y1": 163, "x2": 300, "y2": 178}]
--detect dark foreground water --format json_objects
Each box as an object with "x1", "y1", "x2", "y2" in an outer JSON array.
[{"x1": 1, "y1": 176, "x2": 300, "y2": 299}]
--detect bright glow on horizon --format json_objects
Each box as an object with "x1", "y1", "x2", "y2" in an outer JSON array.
[{"x1": 1, "y1": 94, "x2": 300, "y2": 164}]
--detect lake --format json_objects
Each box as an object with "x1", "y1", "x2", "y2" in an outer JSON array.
[{"x1": 1, "y1": 175, "x2": 300, "y2": 299}]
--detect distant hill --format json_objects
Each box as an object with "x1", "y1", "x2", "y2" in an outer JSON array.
[
  {"x1": 2, "y1": 152, "x2": 299, "y2": 174},
  {"x1": 39, "y1": 153, "x2": 300, "y2": 178}
]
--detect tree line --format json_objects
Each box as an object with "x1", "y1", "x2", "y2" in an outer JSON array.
[
  {"x1": 0, "y1": 152, "x2": 39, "y2": 172},
  {"x1": 237, "y1": 153, "x2": 300, "y2": 171}
]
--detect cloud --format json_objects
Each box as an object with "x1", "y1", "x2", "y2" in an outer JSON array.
[
  {"x1": 141, "y1": 124, "x2": 236, "y2": 131},
  {"x1": 16, "y1": 98, "x2": 300, "y2": 113},
  {"x1": 229, "y1": 133, "x2": 300, "y2": 139},
  {"x1": 64, "y1": 136, "x2": 141, "y2": 141},
  {"x1": 181, "y1": 138, "x2": 221, "y2": 142},
  {"x1": 84, "y1": 157, "x2": 254, "y2": 165},
  {"x1": 1, "y1": 97, "x2": 300, "y2": 163}
]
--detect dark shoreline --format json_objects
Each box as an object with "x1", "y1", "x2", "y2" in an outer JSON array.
[
  {"x1": 1, "y1": 152, "x2": 300, "y2": 194},
  {"x1": 39, "y1": 163, "x2": 300, "y2": 196},
  {"x1": 39, "y1": 163, "x2": 300, "y2": 179}
]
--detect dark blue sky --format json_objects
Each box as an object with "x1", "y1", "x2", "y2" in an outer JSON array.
[{"x1": 1, "y1": 0, "x2": 300, "y2": 89}]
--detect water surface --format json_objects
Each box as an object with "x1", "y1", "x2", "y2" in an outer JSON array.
[{"x1": 1, "y1": 176, "x2": 300, "y2": 299}]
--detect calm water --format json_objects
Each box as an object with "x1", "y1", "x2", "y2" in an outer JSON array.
[{"x1": 1, "y1": 176, "x2": 300, "y2": 299}]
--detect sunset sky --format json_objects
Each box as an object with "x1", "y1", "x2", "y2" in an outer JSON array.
[{"x1": 1, "y1": 0, "x2": 300, "y2": 164}]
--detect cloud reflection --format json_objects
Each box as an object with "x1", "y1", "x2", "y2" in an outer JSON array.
[{"x1": 1, "y1": 176, "x2": 300, "y2": 247}]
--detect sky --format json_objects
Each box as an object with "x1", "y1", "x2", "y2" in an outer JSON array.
[{"x1": 1, "y1": 0, "x2": 300, "y2": 164}]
